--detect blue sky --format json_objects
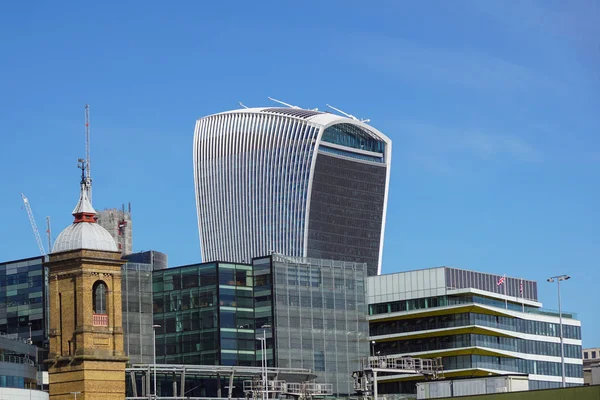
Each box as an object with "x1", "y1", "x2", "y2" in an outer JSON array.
[{"x1": 1, "y1": 1, "x2": 598, "y2": 345}]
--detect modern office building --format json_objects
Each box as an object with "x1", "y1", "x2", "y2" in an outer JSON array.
[
  {"x1": 152, "y1": 254, "x2": 369, "y2": 397},
  {"x1": 121, "y1": 251, "x2": 168, "y2": 364},
  {"x1": 97, "y1": 205, "x2": 133, "y2": 255},
  {"x1": 367, "y1": 267, "x2": 583, "y2": 396},
  {"x1": 0, "y1": 256, "x2": 48, "y2": 352},
  {"x1": 193, "y1": 106, "x2": 392, "y2": 276},
  {"x1": 121, "y1": 261, "x2": 155, "y2": 364},
  {"x1": 259, "y1": 254, "x2": 369, "y2": 396},
  {"x1": 153, "y1": 260, "x2": 262, "y2": 367}
]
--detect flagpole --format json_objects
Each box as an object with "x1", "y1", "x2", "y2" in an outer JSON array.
[
  {"x1": 504, "y1": 274, "x2": 507, "y2": 309},
  {"x1": 521, "y1": 279, "x2": 525, "y2": 313}
]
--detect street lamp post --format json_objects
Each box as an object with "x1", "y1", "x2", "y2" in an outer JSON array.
[
  {"x1": 547, "y1": 275, "x2": 570, "y2": 388},
  {"x1": 256, "y1": 324, "x2": 272, "y2": 400},
  {"x1": 371, "y1": 340, "x2": 375, "y2": 357},
  {"x1": 152, "y1": 324, "x2": 161, "y2": 399},
  {"x1": 28, "y1": 322, "x2": 32, "y2": 344}
]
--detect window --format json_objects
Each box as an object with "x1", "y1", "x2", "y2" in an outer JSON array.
[
  {"x1": 93, "y1": 281, "x2": 107, "y2": 314},
  {"x1": 584, "y1": 352, "x2": 588, "y2": 359},
  {"x1": 592, "y1": 351, "x2": 597, "y2": 359},
  {"x1": 314, "y1": 351, "x2": 325, "y2": 371}
]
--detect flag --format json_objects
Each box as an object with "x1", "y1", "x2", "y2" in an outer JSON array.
[{"x1": 497, "y1": 276, "x2": 505, "y2": 286}]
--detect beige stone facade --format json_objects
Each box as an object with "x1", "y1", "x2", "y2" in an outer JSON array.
[{"x1": 45, "y1": 249, "x2": 128, "y2": 400}]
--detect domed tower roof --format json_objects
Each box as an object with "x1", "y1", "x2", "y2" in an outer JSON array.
[{"x1": 52, "y1": 163, "x2": 118, "y2": 253}]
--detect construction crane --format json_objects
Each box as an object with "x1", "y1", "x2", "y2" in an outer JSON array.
[
  {"x1": 85, "y1": 104, "x2": 92, "y2": 201},
  {"x1": 21, "y1": 193, "x2": 46, "y2": 255}
]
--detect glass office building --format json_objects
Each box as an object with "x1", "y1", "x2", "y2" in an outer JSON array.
[
  {"x1": 193, "y1": 106, "x2": 392, "y2": 276},
  {"x1": 0, "y1": 256, "x2": 48, "y2": 350},
  {"x1": 367, "y1": 267, "x2": 584, "y2": 395},
  {"x1": 122, "y1": 250, "x2": 168, "y2": 364},
  {"x1": 151, "y1": 255, "x2": 368, "y2": 396},
  {"x1": 152, "y1": 261, "x2": 270, "y2": 367},
  {"x1": 121, "y1": 262, "x2": 155, "y2": 364},
  {"x1": 253, "y1": 255, "x2": 369, "y2": 396}
]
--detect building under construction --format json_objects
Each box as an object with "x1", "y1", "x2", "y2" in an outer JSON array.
[{"x1": 97, "y1": 204, "x2": 133, "y2": 255}]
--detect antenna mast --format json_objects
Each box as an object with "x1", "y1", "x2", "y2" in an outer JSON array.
[
  {"x1": 267, "y1": 97, "x2": 300, "y2": 109},
  {"x1": 46, "y1": 216, "x2": 52, "y2": 253},
  {"x1": 326, "y1": 104, "x2": 358, "y2": 121},
  {"x1": 21, "y1": 193, "x2": 46, "y2": 255},
  {"x1": 85, "y1": 104, "x2": 92, "y2": 201}
]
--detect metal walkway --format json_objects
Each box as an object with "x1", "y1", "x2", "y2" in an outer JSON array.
[
  {"x1": 352, "y1": 355, "x2": 444, "y2": 400},
  {"x1": 126, "y1": 363, "x2": 318, "y2": 400}
]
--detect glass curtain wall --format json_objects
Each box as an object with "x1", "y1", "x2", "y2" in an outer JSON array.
[
  {"x1": 263, "y1": 255, "x2": 369, "y2": 396},
  {"x1": 153, "y1": 263, "x2": 220, "y2": 365},
  {"x1": 153, "y1": 262, "x2": 259, "y2": 366},
  {"x1": 0, "y1": 257, "x2": 47, "y2": 349},
  {"x1": 218, "y1": 263, "x2": 256, "y2": 366},
  {"x1": 253, "y1": 257, "x2": 275, "y2": 367},
  {"x1": 122, "y1": 262, "x2": 154, "y2": 364},
  {"x1": 370, "y1": 312, "x2": 582, "y2": 340}
]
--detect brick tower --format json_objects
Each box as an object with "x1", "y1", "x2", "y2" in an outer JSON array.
[{"x1": 45, "y1": 161, "x2": 128, "y2": 399}]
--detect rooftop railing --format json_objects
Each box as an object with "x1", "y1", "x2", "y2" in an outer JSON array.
[{"x1": 0, "y1": 354, "x2": 35, "y2": 366}]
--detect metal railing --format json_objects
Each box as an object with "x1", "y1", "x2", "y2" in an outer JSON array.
[
  {"x1": 284, "y1": 382, "x2": 333, "y2": 396},
  {"x1": 0, "y1": 353, "x2": 35, "y2": 366},
  {"x1": 363, "y1": 355, "x2": 443, "y2": 374},
  {"x1": 0, "y1": 331, "x2": 32, "y2": 344},
  {"x1": 243, "y1": 379, "x2": 287, "y2": 393},
  {"x1": 93, "y1": 314, "x2": 108, "y2": 326}
]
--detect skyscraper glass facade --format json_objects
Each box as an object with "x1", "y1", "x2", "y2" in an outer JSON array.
[
  {"x1": 194, "y1": 107, "x2": 391, "y2": 276},
  {"x1": 306, "y1": 153, "x2": 386, "y2": 275}
]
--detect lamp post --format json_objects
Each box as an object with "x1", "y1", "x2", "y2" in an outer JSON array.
[
  {"x1": 255, "y1": 336, "x2": 266, "y2": 400},
  {"x1": 152, "y1": 324, "x2": 161, "y2": 398},
  {"x1": 371, "y1": 340, "x2": 375, "y2": 357},
  {"x1": 547, "y1": 275, "x2": 570, "y2": 388},
  {"x1": 256, "y1": 324, "x2": 272, "y2": 400},
  {"x1": 28, "y1": 322, "x2": 32, "y2": 344},
  {"x1": 70, "y1": 392, "x2": 81, "y2": 400}
]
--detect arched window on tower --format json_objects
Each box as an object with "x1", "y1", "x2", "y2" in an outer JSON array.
[{"x1": 92, "y1": 281, "x2": 108, "y2": 327}]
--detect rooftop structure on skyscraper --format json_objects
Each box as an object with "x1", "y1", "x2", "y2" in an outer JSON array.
[{"x1": 193, "y1": 101, "x2": 392, "y2": 276}]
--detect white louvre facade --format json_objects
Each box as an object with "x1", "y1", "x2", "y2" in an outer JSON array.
[{"x1": 193, "y1": 107, "x2": 391, "y2": 276}]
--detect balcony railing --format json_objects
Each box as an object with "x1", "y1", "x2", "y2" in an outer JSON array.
[
  {"x1": 0, "y1": 354, "x2": 35, "y2": 366},
  {"x1": 93, "y1": 314, "x2": 108, "y2": 327}
]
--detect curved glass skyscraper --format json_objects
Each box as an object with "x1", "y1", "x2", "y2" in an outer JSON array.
[{"x1": 193, "y1": 107, "x2": 391, "y2": 276}]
